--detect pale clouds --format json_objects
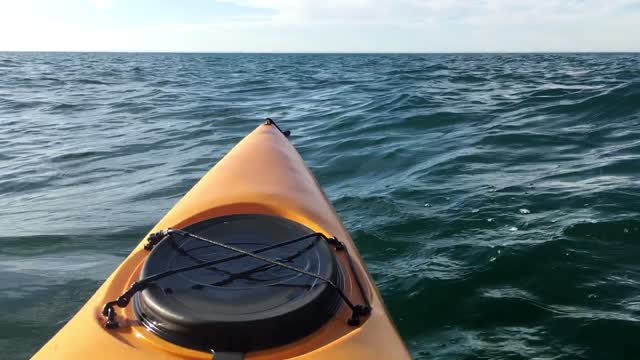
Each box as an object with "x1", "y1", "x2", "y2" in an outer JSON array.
[
  {"x1": 211, "y1": 0, "x2": 640, "y2": 51},
  {"x1": 0, "y1": 0, "x2": 638, "y2": 51},
  {"x1": 219, "y1": 0, "x2": 640, "y2": 25}
]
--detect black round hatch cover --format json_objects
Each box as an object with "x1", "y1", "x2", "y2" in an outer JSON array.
[{"x1": 134, "y1": 214, "x2": 343, "y2": 352}]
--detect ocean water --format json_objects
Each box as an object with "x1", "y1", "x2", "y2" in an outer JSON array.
[{"x1": 1, "y1": 52, "x2": 639, "y2": 359}]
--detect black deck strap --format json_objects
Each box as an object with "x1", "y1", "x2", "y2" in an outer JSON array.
[
  {"x1": 341, "y1": 240, "x2": 372, "y2": 312},
  {"x1": 325, "y1": 236, "x2": 372, "y2": 325},
  {"x1": 102, "y1": 231, "x2": 324, "y2": 329},
  {"x1": 102, "y1": 228, "x2": 371, "y2": 329},
  {"x1": 264, "y1": 118, "x2": 291, "y2": 137},
  {"x1": 343, "y1": 246, "x2": 372, "y2": 324},
  {"x1": 170, "y1": 229, "x2": 362, "y2": 320}
]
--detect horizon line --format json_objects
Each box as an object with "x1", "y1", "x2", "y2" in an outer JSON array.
[{"x1": 1, "y1": 50, "x2": 639, "y2": 55}]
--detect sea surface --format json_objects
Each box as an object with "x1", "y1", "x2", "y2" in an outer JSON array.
[{"x1": 1, "y1": 52, "x2": 639, "y2": 359}]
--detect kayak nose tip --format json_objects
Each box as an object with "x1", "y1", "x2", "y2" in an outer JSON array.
[{"x1": 264, "y1": 118, "x2": 291, "y2": 138}]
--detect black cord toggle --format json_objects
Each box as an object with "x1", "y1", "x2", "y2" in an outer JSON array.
[
  {"x1": 265, "y1": 118, "x2": 291, "y2": 137},
  {"x1": 102, "y1": 281, "x2": 148, "y2": 328},
  {"x1": 144, "y1": 230, "x2": 170, "y2": 250},
  {"x1": 348, "y1": 304, "x2": 372, "y2": 326},
  {"x1": 327, "y1": 236, "x2": 345, "y2": 251}
]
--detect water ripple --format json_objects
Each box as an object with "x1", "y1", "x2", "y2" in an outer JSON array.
[{"x1": 1, "y1": 52, "x2": 639, "y2": 359}]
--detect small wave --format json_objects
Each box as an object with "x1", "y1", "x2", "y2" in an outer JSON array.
[
  {"x1": 39, "y1": 77, "x2": 66, "y2": 85},
  {"x1": 50, "y1": 150, "x2": 110, "y2": 163},
  {"x1": 71, "y1": 78, "x2": 112, "y2": 85},
  {"x1": 224, "y1": 78, "x2": 269, "y2": 88},
  {"x1": 148, "y1": 79, "x2": 173, "y2": 87},
  {"x1": 0, "y1": 59, "x2": 19, "y2": 68},
  {"x1": 0, "y1": 98, "x2": 49, "y2": 110},
  {"x1": 0, "y1": 176, "x2": 56, "y2": 195},
  {"x1": 541, "y1": 81, "x2": 640, "y2": 116},
  {"x1": 47, "y1": 103, "x2": 81, "y2": 112},
  {"x1": 387, "y1": 254, "x2": 475, "y2": 281},
  {"x1": 226, "y1": 84, "x2": 285, "y2": 95},
  {"x1": 475, "y1": 131, "x2": 577, "y2": 148},
  {"x1": 482, "y1": 287, "x2": 539, "y2": 301},
  {"x1": 449, "y1": 74, "x2": 487, "y2": 84},
  {"x1": 0, "y1": 253, "x2": 121, "y2": 281},
  {"x1": 401, "y1": 112, "x2": 471, "y2": 130},
  {"x1": 564, "y1": 219, "x2": 640, "y2": 242},
  {"x1": 364, "y1": 93, "x2": 428, "y2": 113},
  {"x1": 128, "y1": 177, "x2": 197, "y2": 202},
  {"x1": 527, "y1": 87, "x2": 588, "y2": 98},
  {"x1": 385, "y1": 63, "x2": 449, "y2": 76}
]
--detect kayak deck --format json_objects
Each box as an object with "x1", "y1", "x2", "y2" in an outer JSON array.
[{"x1": 32, "y1": 122, "x2": 411, "y2": 359}]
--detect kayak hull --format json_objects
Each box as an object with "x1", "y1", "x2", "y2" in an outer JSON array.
[{"x1": 32, "y1": 123, "x2": 411, "y2": 359}]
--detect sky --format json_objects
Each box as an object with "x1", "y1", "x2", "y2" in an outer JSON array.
[{"x1": 0, "y1": 0, "x2": 639, "y2": 52}]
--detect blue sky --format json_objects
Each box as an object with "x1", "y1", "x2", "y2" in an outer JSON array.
[{"x1": 0, "y1": 0, "x2": 639, "y2": 52}]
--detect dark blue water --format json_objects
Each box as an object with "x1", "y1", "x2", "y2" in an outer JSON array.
[{"x1": 1, "y1": 52, "x2": 639, "y2": 359}]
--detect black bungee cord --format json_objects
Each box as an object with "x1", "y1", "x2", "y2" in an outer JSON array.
[{"x1": 102, "y1": 228, "x2": 371, "y2": 329}]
